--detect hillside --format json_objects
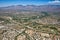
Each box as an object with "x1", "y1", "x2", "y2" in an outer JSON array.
[
  {"x1": 0, "y1": 4, "x2": 60, "y2": 40},
  {"x1": 0, "y1": 5, "x2": 60, "y2": 12}
]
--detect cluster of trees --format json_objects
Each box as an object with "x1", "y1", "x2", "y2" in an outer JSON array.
[
  {"x1": 12, "y1": 12, "x2": 50, "y2": 23},
  {"x1": 0, "y1": 17, "x2": 11, "y2": 24}
]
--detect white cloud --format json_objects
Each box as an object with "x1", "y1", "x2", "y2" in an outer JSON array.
[
  {"x1": 48, "y1": 0, "x2": 60, "y2": 5},
  {"x1": 48, "y1": 1, "x2": 60, "y2": 3}
]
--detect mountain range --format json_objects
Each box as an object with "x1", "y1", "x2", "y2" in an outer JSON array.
[
  {"x1": 0, "y1": 4, "x2": 60, "y2": 13},
  {"x1": 0, "y1": 0, "x2": 60, "y2": 13}
]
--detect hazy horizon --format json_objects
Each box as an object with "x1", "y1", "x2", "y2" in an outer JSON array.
[{"x1": 0, "y1": 0, "x2": 60, "y2": 7}]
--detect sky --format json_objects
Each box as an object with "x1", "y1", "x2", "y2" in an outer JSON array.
[{"x1": 0, "y1": 0, "x2": 60, "y2": 7}]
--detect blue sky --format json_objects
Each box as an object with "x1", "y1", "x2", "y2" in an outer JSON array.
[{"x1": 0, "y1": 0, "x2": 59, "y2": 7}]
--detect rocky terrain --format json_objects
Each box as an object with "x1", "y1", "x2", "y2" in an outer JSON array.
[{"x1": 0, "y1": 5, "x2": 60, "y2": 40}]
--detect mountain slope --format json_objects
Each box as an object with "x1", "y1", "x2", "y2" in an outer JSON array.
[{"x1": 0, "y1": 5, "x2": 60, "y2": 13}]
